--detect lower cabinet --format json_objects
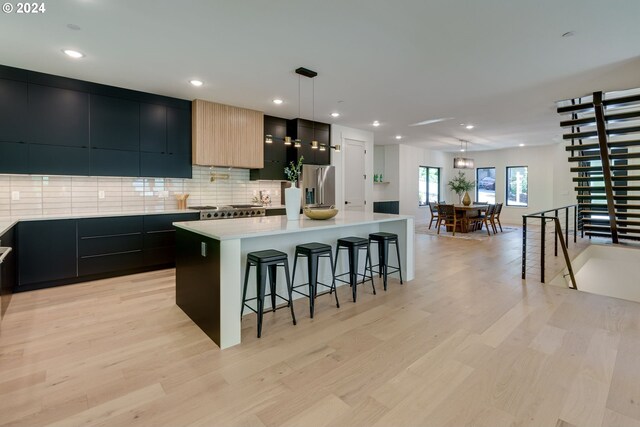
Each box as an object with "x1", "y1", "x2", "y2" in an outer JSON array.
[
  {"x1": 78, "y1": 216, "x2": 144, "y2": 277},
  {"x1": 17, "y1": 220, "x2": 77, "y2": 290},
  {"x1": 15, "y1": 213, "x2": 200, "y2": 292},
  {"x1": 143, "y1": 213, "x2": 200, "y2": 266}
]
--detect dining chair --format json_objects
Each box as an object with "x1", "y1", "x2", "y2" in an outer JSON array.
[
  {"x1": 436, "y1": 204, "x2": 457, "y2": 236},
  {"x1": 492, "y1": 202, "x2": 503, "y2": 232},
  {"x1": 474, "y1": 204, "x2": 495, "y2": 236},
  {"x1": 428, "y1": 202, "x2": 439, "y2": 229}
]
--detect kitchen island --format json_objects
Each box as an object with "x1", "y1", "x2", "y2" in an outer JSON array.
[{"x1": 173, "y1": 212, "x2": 414, "y2": 349}]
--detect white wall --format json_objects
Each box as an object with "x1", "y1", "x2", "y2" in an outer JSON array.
[
  {"x1": 330, "y1": 125, "x2": 375, "y2": 212},
  {"x1": 397, "y1": 145, "x2": 450, "y2": 220},
  {"x1": 374, "y1": 141, "x2": 576, "y2": 225},
  {"x1": 445, "y1": 143, "x2": 575, "y2": 224},
  {"x1": 373, "y1": 145, "x2": 400, "y2": 203}
]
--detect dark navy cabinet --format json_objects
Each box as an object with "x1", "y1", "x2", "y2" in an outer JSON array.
[
  {"x1": 17, "y1": 220, "x2": 78, "y2": 289},
  {"x1": 12, "y1": 213, "x2": 199, "y2": 292},
  {"x1": 29, "y1": 144, "x2": 91, "y2": 176},
  {"x1": 140, "y1": 103, "x2": 167, "y2": 153},
  {"x1": 0, "y1": 64, "x2": 192, "y2": 178},
  {"x1": 0, "y1": 142, "x2": 29, "y2": 174},
  {"x1": 28, "y1": 84, "x2": 90, "y2": 148},
  {"x1": 91, "y1": 148, "x2": 140, "y2": 177},
  {"x1": 140, "y1": 105, "x2": 192, "y2": 178},
  {"x1": 286, "y1": 118, "x2": 331, "y2": 165},
  {"x1": 250, "y1": 115, "x2": 288, "y2": 181},
  {"x1": 143, "y1": 212, "x2": 200, "y2": 266},
  {"x1": 90, "y1": 94, "x2": 140, "y2": 151},
  {"x1": 0, "y1": 79, "x2": 27, "y2": 143},
  {"x1": 167, "y1": 107, "x2": 191, "y2": 155}
]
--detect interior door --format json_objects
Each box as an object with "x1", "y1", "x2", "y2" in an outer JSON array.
[{"x1": 344, "y1": 139, "x2": 366, "y2": 211}]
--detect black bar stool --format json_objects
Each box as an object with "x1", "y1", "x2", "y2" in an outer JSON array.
[
  {"x1": 333, "y1": 237, "x2": 375, "y2": 303},
  {"x1": 368, "y1": 232, "x2": 403, "y2": 291},
  {"x1": 241, "y1": 249, "x2": 296, "y2": 338},
  {"x1": 291, "y1": 242, "x2": 340, "y2": 318}
]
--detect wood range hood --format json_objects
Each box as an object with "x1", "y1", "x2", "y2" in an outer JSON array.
[{"x1": 192, "y1": 99, "x2": 264, "y2": 169}]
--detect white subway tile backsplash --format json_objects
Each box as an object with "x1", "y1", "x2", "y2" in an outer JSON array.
[{"x1": 0, "y1": 166, "x2": 286, "y2": 217}]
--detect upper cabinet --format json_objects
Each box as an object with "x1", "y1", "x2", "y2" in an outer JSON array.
[
  {"x1": 90, "y1": 94, "x2": 140, "y2": 151},
  {"x1": 28, "y1": 84, "x2": 90, "y2": 148},
  {"x1": 0, "y1": 65, "x2": 192, "y2": 179},
  {"x1": 192, "y1": 99, "x2": 264, "y2": 169},
  {"x1": 287, "y1": 118, "x2": 331, "y2": 165},
  {"x1": 250, "y1": 115, "x2": 287, "y2": 181},
  {"x1": 0, "y1": 79, "x2": 27, "y2": 143}
]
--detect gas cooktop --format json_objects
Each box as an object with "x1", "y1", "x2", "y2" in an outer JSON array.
[{"x1": 188, "y1": 205, "x2": 265, "y2": 220}]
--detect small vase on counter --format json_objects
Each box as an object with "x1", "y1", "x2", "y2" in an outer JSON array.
[
  {"x1": 285, "y1": 186, "x2": 301, "y2": 221},
  {"x1": 462, "y1": 191, "x2": 471, "y2": 206}
]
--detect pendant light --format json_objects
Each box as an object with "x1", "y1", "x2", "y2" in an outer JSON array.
[
  {"x1": 453, "y1": 139, "x2": 474, "y2": 169},
  {"x1": 263, "y1": 67, "x2": 341, "y2": 152}
]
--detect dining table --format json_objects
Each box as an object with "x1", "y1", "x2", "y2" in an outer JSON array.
[{"x1": 451, "y1": 204, "x2": 488, "y2": 233}]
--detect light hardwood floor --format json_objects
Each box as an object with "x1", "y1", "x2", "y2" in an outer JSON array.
[{"x1": 1, "y1": 228, "x2": 640, "y2": 427}]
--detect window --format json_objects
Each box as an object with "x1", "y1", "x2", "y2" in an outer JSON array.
[
  {"x1": 506, "y1": 166, "x2": 528, "y2": 206},
  {"x1": 418, "y1": 166, "x2": 440, "y2": 206},
  {"x1": 476, "y1": 167, "x2": 496, "y2": 203}
]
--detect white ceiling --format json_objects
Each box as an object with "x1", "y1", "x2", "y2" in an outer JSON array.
[{"x1": 1, "y1": 0, "x2": 640, "y2": 152}]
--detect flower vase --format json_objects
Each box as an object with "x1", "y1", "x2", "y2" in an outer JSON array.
[
  {"x1": 285, "y1": 186, "x2": 302, "y2": 221},
  {"x1": 462, "y1": 191, "x2": 471, "y2": 206}
]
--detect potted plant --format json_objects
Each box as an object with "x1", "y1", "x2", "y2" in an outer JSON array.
[
  {"x1": 447, "y1": 171, "x2": 475, "y2": 205},
  {"x1": 284, "y1": 156, "x2": 304, "y2": 220}
]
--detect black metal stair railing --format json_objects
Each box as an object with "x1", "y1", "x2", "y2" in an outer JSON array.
[
  {"x1": 557, "y1": 87, "x2": 640, "y2": 243},
  {"x1": 522, "y1": 205, "x2": 579, "y2": 288}
]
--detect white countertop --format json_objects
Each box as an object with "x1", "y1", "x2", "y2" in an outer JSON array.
[
  {"x1": 173, "y1": 211, "x2": 413, "y2": 240},
  {"x1": 0, "y1": 209, "x2": 198, "y2": 236}
]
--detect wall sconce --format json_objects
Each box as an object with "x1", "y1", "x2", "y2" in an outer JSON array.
[
  {"x1": 284, "y1": 136, "x2": 292, "y2": 146},
  {"x1": 311, "y1": 140, "x2": 319, "y2": 150},
  {"x1": 265, "y1": 134, "x2": 273, "y2": 144},
  {"x1": 319, "y1": 144, "x2": 326, "y2": 151},
  {"x1": 210, "y1": 172, "x2": 230, "y2": 182},
  {"x1": 294, "y1": 139, "x2": 301, "y2": 148}
]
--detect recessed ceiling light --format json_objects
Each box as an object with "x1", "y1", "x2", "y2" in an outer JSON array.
[
  {"x1": 395, "y1": 135, "x2": 402, "y2": 140},
  {"x1": 562, "y1": 31, "x2": 575, "y2": 38},
  {"x1": 465, "y1": 125, "x2": 474, "y2": 130},
  {"x1": 272, "y1": 99, "x2": 283, "y2": 105},
  {"x1": 460, "y1": 148, "x2": 465, "y2": 152},
  {"x1": 519, "y1": 143, "x2": 525, "y2": 147},
  {"x1": 372, "y1": 121, "x2": 380, "y2": 127},
  {"x1": 189, "y1": 80, "x2": 204, "y2": 87},
  {"x1": 62, "y1": 49, "x2": 84, "y2": 59},
  {"x1": 330, "y1": 112, "x2": 340, "y2": 118}
]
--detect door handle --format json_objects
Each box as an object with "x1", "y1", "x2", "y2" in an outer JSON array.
[{"x1": 345, "y1": 201, "x2": 350, "y2": 205}]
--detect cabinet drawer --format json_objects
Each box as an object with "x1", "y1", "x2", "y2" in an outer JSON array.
[
  {"x1": 143, "y1": 246, "x2": 176, "y2": 267},
  {"x1": 143, "y1": 230, "x2": 175, "y2": 249},
  {"x1": 79, "y1": 233, "x2": 142, "y2": 257},
  {"x1": 78, "y1": 216, "x2": 143, "y2": 238},
  {"x1": 143, "y1": 213, "x2": 199, "y2": 232},
  {"x1": 78, "y1": 251, "x2": 143, "y2": 276}
]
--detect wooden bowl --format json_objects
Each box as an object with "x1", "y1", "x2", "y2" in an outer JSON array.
[{"x1": 303, "y1": 206, "x2": 338, "y2": 220}]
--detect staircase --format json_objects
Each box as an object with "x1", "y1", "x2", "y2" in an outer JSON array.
[{"x1": 557, "y1": 88, "x2": 640, "y2": 243}]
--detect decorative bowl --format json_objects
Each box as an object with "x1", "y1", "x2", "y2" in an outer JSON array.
[{"x1": 303, "y1": 205, "x2": 338, "y2": 220}]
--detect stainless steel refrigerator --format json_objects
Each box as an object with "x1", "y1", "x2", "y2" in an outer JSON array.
[{"x1": 301, "y1": 165, "x2": 335, "y2": 207}]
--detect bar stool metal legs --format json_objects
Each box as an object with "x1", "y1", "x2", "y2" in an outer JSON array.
[
  {"x1": 333, "y1": 237, "x2": 375, "y2": 303},
  {"x1": 368, "y1": 232, "x2": 403, "y2": 291},
  {"x1": 241, "y1": 249, "x2": 296, "y2": 338},
  {"x1": 291, "y1": 242, "x2": 339, "y2": 319}
]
